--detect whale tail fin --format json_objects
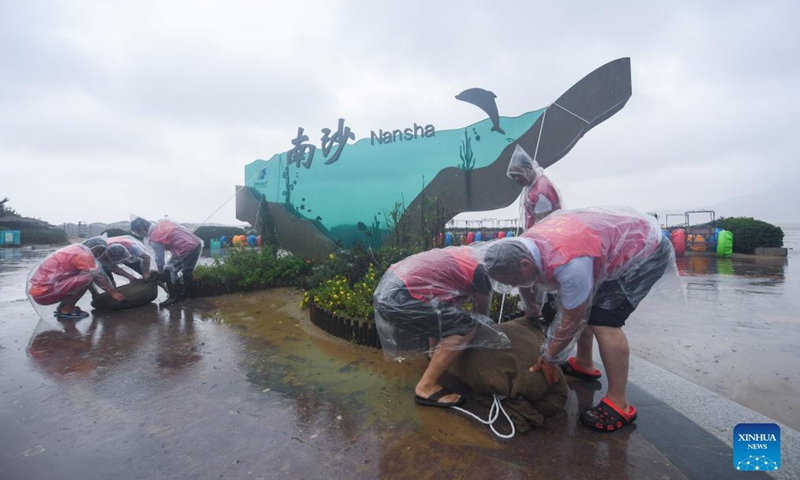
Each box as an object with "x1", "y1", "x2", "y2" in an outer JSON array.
[{"x1": 491, "y1": 125, "x2": 506, "y2": 135}]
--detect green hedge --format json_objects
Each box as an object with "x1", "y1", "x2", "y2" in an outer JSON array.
[
  {"x1": 21, "y1": 227, "x2": 68, "y2": 245},
  {"x1": 303, "y1": 244, "x2": 413, "y2": 291},
  {"x1": 717, "y1": 217, "x2": 784, "y2": 253},
  {"x1": 193, "y1": 225, "x2": 247, "y2": 247},
  {"x1": 194, "y1": 246, "x2": 311, "y2": 293}
]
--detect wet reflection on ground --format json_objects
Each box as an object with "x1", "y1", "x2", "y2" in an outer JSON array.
[
  {"x1": 1, "y1": 248, "x2": 688, "y2": 479},
  {"x1": 629, "y1": 229, "x2": 800, "y2": 431},
  {"x1": 2, "y1": 240, "x2": 796, "y2": 478}
]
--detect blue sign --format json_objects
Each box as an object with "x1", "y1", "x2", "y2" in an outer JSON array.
[{"x1": 733, "y1": 423, "x2": 780, "y2": 471}]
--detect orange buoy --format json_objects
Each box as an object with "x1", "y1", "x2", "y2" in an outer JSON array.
[{"x1": 689, "y1": 234, "x2": 707, "y2": 252}]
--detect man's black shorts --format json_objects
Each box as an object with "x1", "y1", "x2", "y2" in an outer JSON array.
[
  {"x1": 374, "y1": 271, "x2": 477, "y2": 339},
  {"x1": 588, "y1": 239, "x2": 672, "y2": 328}
]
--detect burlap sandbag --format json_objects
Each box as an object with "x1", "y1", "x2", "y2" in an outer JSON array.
[
  {"x1": 91, "y1": 277, "x2": 159, "y2": 311},
  {"x1": 448, "y1": 317, "x2": 568, "y2": 433}
]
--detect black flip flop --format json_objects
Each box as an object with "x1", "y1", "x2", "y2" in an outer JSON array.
[
  {"x1": 580, "y1": 397, "x2": 637, "y2": 432},
  {"x1": 414, "y1": 388, "x2": 463, "y2": 408}
]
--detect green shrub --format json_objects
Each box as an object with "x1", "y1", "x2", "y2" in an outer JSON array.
[
  {"x1": 717, "y1": 217, "x2": 784, "y2": 253},
  {"x1": 491, "y1": 292, "x2": 522, "y2": 319},
  {"x1": 463, "y1": 293, "x2": 523, "y2": 321},
  {"x1": 21, "y1": 227, "x2": 68, "y2": 245},
  {"x1": 193, "y1": 225, "x2": 247, "y2": 247},
  {"x1": 194, "y1": 246, "x2": 311, "y2": 292},
  {"x1": 303, "y1": 244, "x2": 414, "y2": 290}
]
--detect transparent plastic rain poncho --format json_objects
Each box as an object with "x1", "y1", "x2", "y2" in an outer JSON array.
[
  {"x1": 373, "y1": 246, "x2": 511, "y2": 361},
  {"x1": 129, "y1": 214, "x2": 203, "y2": 279},
  {"x1": 506, "y1": 145, "x2": 563, "y2": 229},
  {"x1": 104, "y1": 236, "x2": 156, "y2": 272},
  {"x1": 82, "y1": 236, "x2": 108, "y2": 253},
  {"x1": 477, "y1": 206, "x2": 682, "y2": 364},
  {"x1": 26, "y1": 244, "x2": 116, "y2": 318},
  {"x1": 103, "y1": 244, "x2": 132, "y2": 265}
]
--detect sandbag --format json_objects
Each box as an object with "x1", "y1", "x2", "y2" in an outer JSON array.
[
  {"x1": 91, "y1": 277, "x2": 159, "y2": 311},
  {"x1": 448, "y1": 317, "x2": 568, "y2": 433}
]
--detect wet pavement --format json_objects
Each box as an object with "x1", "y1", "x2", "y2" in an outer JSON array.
[
  {"x1": 1, "y1": 242, "x2": 798, "y2": 479},
  {"x1": 627, "y1": 226, "x2": 800, "y2": 431}
]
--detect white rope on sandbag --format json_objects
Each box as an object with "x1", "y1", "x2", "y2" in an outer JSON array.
[{"x1": 450, "y1": 394, "x2": 516, "y2": 439}]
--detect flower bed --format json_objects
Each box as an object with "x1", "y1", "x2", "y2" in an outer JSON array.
[{"x1": 194, "y1": 243, "x2": 524, "y2": 346}]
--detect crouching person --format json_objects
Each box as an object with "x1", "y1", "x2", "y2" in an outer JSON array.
[
  {"x1": 27, "y1": 242, "x2": 124, "y2": 320},
  {"x1": 130, "y1": 215, "x2": 203, "y2": 306},
  {"x1": 373, "y1": 246, "x2": 510, "y2": 408},
  {"x1": 101, "y1": 236, "x2": 153, "y2": 286}
]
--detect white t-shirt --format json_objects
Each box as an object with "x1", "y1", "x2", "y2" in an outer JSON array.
[
  {"x1": 520, "y1": 238, "x2": 594, "y2": 309},
  {"x1": 533, "y1": 194, "x2": 554, "y2": 215}
]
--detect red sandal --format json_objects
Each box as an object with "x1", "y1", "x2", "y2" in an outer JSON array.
[
  {"x1": 580, "y1": 397, "x2": 637, "y2": 432},
  {"x1": 559, "y1": 356, "x2": 602, "y2": 381}
]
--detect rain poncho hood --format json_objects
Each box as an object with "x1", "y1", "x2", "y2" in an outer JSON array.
[
  {"x1": 506, "y1": 145, "x2": 563, "y2": 228},
  {"x1": 82, "y1": 236, "x2": 108, "y2": 255},
  {"x1": 103, "y1": 244, "x2": 132, "y2": 265},
  {"x1": 107, "y1": 236, "x2": 152, "y2": 262},
  {"x1": 129, "y1": 215, "x2": 152, "y2": 238},
  {"x1": 506, "y1": 144, "x2": 540, "y2": 186}
]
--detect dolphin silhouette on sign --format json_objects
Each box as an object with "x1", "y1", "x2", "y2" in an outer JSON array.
[{"x1": 456, "y1": 88, "x2": 506, "y2": 135}]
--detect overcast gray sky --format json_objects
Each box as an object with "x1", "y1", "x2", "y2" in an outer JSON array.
[{"x1": 2, "y1": 1, "x2": 799, "y2": 225}]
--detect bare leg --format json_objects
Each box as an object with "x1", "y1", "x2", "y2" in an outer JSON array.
[
  {"x1": 415, "y1": 329, "x2": 475, "y2": 403},
  {"x1": 57, "y1": 284, "x2": 90, "y2": 314},
  {"x1": 590, "y1": 325, "x2": 631, "y2": 412},
  {"x1": 574, "y1": 328, "x2": 596, "y2": 371}
]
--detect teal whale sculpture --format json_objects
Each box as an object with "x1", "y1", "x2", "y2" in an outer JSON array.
[{"x1": 237, "y1": 58, "x2": 632, "y2": 260}]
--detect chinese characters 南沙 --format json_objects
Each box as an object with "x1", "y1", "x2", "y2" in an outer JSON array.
[{"x1": 288, "y1": 118, "x2": 355, "y2": 169}]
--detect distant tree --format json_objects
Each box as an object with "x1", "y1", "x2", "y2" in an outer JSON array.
[
  {"x1": 0, "y1": 197, "x2": 18, "y2": 217},
  {"x1": 717, "y1": 217, "x2": 784, "y2": 253}
]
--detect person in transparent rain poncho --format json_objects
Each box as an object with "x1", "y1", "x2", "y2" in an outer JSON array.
[
  {"x1": 27, "y1": 239, "x2": 125, "y2": 320},
  {"x1": 479, "y1": 206, "x2": 679, "y2": 432},
  {"x1": 507, "y1": 144, "x2": 564, "y2": 323},
  {"x1": 130, "y1": 215, "x2": 203, "y2": 307},
  {"x1": 507, "y1": 144, "x2": 563, "y2": 230},
  {"x1": 373, "y1": 246, "x2": 510, "y2": 408},
  {"x1": 99, "y1": 236, "x2": 154, "y2": 287}
]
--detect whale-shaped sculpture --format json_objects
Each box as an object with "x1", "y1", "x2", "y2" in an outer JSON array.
[{"x1": 237, "y1": 58, "x2": 632, "y2": 260}]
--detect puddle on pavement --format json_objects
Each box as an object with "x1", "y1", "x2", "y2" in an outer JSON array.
[{"x1": 205, "y1": 289, "x2": 501, "y2": 449}]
